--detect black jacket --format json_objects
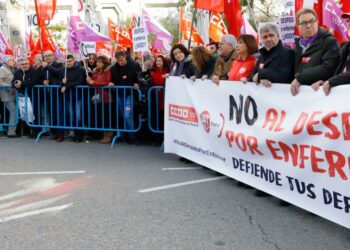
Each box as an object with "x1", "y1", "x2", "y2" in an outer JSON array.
[
  {"x1": 32, "y1": 66, "x2": 45, "y2": 86},
  {"x1": 250, "y1": 40, "x2": 294, "y2": 83},
  {"x1": 60, "y1": 62, "x2": 86, "y2": 90},
  {"x1": 12, "y1": 68, "x2": 37, "y2": 95},
  {"x1": 170, "y1": 56, "x2": 195, "y2": 78},
  {"x1": 195, "y1": 56, "x2": 217, "y2": 78},
  {"x1": 110, "y1": 59, "x2": 142, "y2": 87},
  {"x1": 328, "y1": 42, "x2": 350, "y2": 87},
  {"x1": 294, "y1": 28, "x2": 339, "y2": 85},
  {"x1": 42, "y1": 61, "x2": 63, "y2": 85}
]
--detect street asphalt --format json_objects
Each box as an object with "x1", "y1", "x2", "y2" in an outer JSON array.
[{"x1": 0, "y1": 137, "x2": 349, "y2": 250}]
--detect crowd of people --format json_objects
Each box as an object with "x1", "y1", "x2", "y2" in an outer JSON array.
[{"x1": 0, "y1": 8, "x2": 349, "y2": 147}]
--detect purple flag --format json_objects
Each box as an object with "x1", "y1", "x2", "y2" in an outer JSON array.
[
  {"x1": 68, "y1": 16, "x2": 111, "y2": 55},
  {"x1": 0, "y1": 32, "x2": 12, "y2": 59},
  {"x1": 323, "y1": 0, "x2": 349, "y2": 42},
  {"x1": 142, "y1": 8, "x2": 173, "y2": 51}
]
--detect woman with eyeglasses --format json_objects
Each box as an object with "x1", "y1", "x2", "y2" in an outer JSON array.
[{"x1": 290, "y1": 8, "x2": 340, "y2": 96}]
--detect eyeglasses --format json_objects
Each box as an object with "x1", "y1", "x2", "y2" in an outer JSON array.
[
  {"x1": 44, "y1": 54, "x2": 54, "y2": 57},
  {"x1": 20, "y1": 63, "x2": 29, "y2": 66},
  {"x1": 299, "y1": 19, "x2": 317, "y2": 27}
]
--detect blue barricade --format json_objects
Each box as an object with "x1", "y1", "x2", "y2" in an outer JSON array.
[
  {"x1": 147, "y1": 86, "x2": 165, "y2": 134},
  {"x1": 0, "y1": 85, "x2": 19, "y2": 134},
  {"x1": 24, "y1": 85, "x2": 143, "y2": 147}
]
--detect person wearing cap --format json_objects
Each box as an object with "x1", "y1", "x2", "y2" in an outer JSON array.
[
  {"x1": 211, "y1": 34, "x2": 238, "y2": 81},
  {"x1": 0, "y1": 55, "x2": 18, "y2": 137},
  {"x1": 291, "y1": 8, "x2": 340, "y2": 96},
  {"x1": 322, "y1": 12, "x2": 350, "y2": 95},
  {"x1": 249, "y1": 23, "x2": 295, "y2": 86}
]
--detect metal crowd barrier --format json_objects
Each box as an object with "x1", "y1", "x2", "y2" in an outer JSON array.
[
  {"x1": 0, "y1": 85, "x2": 19, "y2": 134},
  {"x1": 24, "y1": 85, "x2": 143, "y2": 148},
  {"x1": 147, "y1": 86, "x2": 165, "y2": 151},
  {"x1": 147, "y1": 86, "x2": 165, "y2": 134}
]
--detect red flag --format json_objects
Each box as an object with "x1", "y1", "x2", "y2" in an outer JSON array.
[
  {"x1": 107, "y1": 18, "x2": 132, "y2": 49},
  {"x1": 209, "y1": 12, "x2": 228, "y2": 42},
  {"x1": 295, "y1": 0, "x2": 304, "y2": 14},
  {"x1": 224, "y1": 0, "x2": 243, "y2": 37},
  {"x1": 39, "y1": 24, "x2": 56, "y2": 52},
  {"x1": 339, "y1": 0, "x2": 350, "y2": 12},
  {"x1": 34, "y1": 0, "x2": 57, "y2": 26},
  {"x1": 117, "y1": 26, "x2": 133, "y2": 49},
  {"x1": 5, "y1": 39, "x2": 14, "y2": 56},
  {"x1": 27, "y1": 31, "x2": 40, "y2": 63},
  {"x1": 314, "y1": 1, "x2": 323, "y2": 24},
  {"x1": 179, "y1": 8, "x2": 204, "y2": 45},
  {"x1": 129, "y1": 15, "x2": 138, "y2": 39},
  {"x1": 96, "y1": 41, "x2": 113, "y2": 58},
  {"x1": 108, "y1": 18, "x2": 117, "y2": 41},
  {"x1": 194, "y1": 0, "x2": 224, "y2": 12}
]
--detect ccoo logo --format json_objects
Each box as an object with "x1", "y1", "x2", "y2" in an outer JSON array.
[{"x1": 200, "y1": 111, "x2": 210, "y2": 133}]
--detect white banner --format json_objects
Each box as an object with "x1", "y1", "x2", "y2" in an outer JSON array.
[
  {"x1": 165, "y1": 77, "x2": 350, "y2": 229},
  {"x1": 132, "y1": 27, "x2": 149, "y2": 52},
  {"x1": 79, "y1": 42, "x2": 96, "y2": 59},
  {"x1": 280, "y1": 0, "x2": 296, "y2": 48}
]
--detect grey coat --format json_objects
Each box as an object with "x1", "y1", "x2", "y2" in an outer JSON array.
[{"x1": 0, "y1": 64, "x2": 15, "y2": 102}]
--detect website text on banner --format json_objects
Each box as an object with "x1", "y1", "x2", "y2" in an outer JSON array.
[{"x1": 164, "y1": 76, "x2": 350, "y2": 229}]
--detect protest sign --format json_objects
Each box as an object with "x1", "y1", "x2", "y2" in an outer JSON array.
[{"x1": 165, "y1": 77, "x2": 350, "y2": 229}]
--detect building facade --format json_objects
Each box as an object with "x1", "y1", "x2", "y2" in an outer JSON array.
[{"x1": 0, "y1": 0, "x2": 125, "y2": 48}]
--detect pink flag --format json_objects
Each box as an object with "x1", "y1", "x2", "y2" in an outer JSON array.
[
  {"x1": 142, "y1": 8, "x2": 173, "y2": 51},
  {"x1": 0, "y1": 32, "x2": 13, "y2": 60},
  {"x1": 323, "y1": 0, "x2": 349, "y2": 42},
  {"x1": 241, "y1": 16, "x2": 257, "y2": 39},
  {"x1": 68, "y1": 16, "x2": 111, "y2": 55}
]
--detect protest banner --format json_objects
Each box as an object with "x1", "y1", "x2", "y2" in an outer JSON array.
[
  {"x1": 132, "y1": 27, "x2": 149, "y2": 52},
  {"x1": 79, "y1": 42, "x2": 96, "y2": 59},
  {"x1": 280, "y1": 0, "x2": 296, "y2": 48},
  {"x1": 165, "y1": 77, "x2": 350, "y2": 229},
  {"x1": 14, "y1": 44, "x2": 23, "y2": 60}
]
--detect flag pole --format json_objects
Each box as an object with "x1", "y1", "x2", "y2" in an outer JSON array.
[
  {"x1": 64, "y1": 17, "x2": 69, "y2": 79},
  {"x1": 34, "y1": 0, "x2": 44, "y2": 56},
  {"x1": 246, "y1": 0, "x2": 258, "y2": 31},
  {"x1": 139, "y1": 0, "x2": 145, "y2": 72},
  {"x1": 188, "y1": 8, "x2": 197, "y2": 50}
]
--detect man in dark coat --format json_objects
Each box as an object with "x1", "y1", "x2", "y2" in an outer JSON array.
[
  {"x1": 61, "y1": 54, "x2": 86, "y2": 142},
  {"x1": 12, "y1": 58, "x2": 36, "y2": 95},
  {"x1": 12, "y1": 58, "x2": 37, "y2": 137},
  {"x1": 41, "y1": 50, "x2": 64, "y2": 141},
  {"x1": 250, "y1": 23, "x2": 295, "y2": 86},
  {"x1": 110, "y1": 51, "x2": 141, "y2": 143}
]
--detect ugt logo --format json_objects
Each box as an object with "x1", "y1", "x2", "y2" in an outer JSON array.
[{"x1": 200, "y1": 111, "x2": 210, "y2": 133}]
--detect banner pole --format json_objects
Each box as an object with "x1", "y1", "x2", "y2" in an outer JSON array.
[
  {"x1": 64, "y1": 17, "x2": 69, "y2": 79},
  {"x1": 188, "y1": 8, "x2": 197, "y2": 50},
  {"x1": 246, "y1": 0, "x2": 258, "y2": 31},
  {"x1": 34, "y1": 0, "x2": 44, "y2": 57},
  {"x1": 140, "y1": 0, "x2": 145, "y2": 72}
]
